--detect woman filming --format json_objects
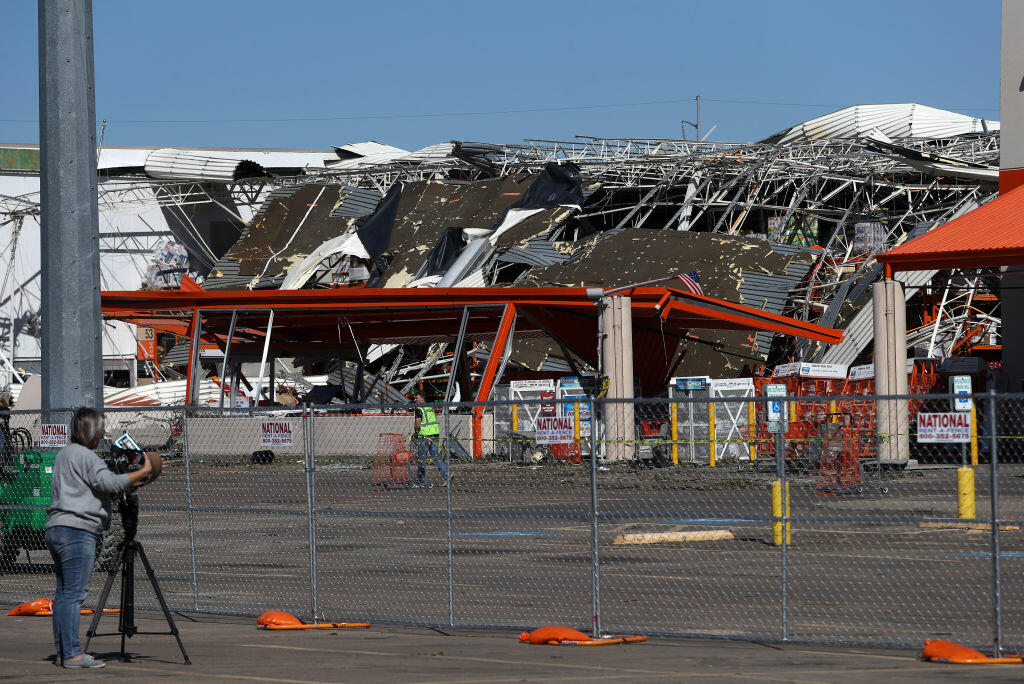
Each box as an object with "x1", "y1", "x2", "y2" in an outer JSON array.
[{"x1": 44, "y1": 408, "x2": 162, "y2": 668}]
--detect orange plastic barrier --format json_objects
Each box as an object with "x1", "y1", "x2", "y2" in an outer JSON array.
[
  {"x1": 519, "y1": 625, "x2": 647, "y2": 646},
  {"x1": 922, "y1": 640, "x2": 1023, "y2": 664},
  {"x1": 256, "y1": 610, "x2": 370, "y2": 630}
]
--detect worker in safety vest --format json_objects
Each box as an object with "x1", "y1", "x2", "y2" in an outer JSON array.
[{"x1": 412, "y1": 392, "x2": 450, "y2": 487}]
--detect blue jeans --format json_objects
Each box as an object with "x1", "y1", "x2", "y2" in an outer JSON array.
[
  {"x1": 45, "y1": 526, "x2": 97, "y2": 661},
  {"x1": 414, "y1": 437, "x2": 449, "y2": 485}
]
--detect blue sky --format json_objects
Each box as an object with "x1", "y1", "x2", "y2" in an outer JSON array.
[{"x1": 0, "y1": 1, "x2": 1001, "y2": 150}]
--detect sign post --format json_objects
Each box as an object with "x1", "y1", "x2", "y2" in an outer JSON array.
[{"x1": 950, "y1": 375, "x2": 972, "y2": 466}]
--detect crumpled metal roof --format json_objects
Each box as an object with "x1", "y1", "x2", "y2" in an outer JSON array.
[
  {"x1": 145, "y1": 148, "x2": 269, "y2": 182},
  {"x1": 763, "y1": 103, "x2": 998, "y2": 145}
]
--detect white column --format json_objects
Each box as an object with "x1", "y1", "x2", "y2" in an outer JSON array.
[
  {"x1": 601, "y1": 296, "x2": 634, "y2": 461},
  {"x1": 873, "y1": 279, "x2": 909, "y2": 464}
]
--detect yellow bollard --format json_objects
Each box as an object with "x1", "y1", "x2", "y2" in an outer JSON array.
[
  {"x1": 670, "y1": 402, "x2": 679, "y2": 465},
  {"x1": 747, "y1": 402, "x2": 756, "y2": 462},
  {"x1": 970, "y1": 407, "x2": 978, "y2": 466},
  {"x1": 573, "y1": 401, "x2": 581, "y2": 442},
  {"x1": 957, "y1": 466, "x2": 976, "y2": 520},
  {"x1": 771, "y1": 479, "x2": 791, "y2": 545},
  {"x1": 511, "y1": 404, "x2": 519, "y2": 432},
  {"x1": 828, "y1": 400, "x2": 838, "y2": 423},
  {"x1": 708, "y1": 402, "x2": 717, "y2": 468}
]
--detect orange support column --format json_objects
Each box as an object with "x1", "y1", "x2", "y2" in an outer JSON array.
[
  {"x1": 472, "y1": 304, "x2": 517, "y2": 459},
  {"x1": 183, "y1": 308, "x2": 200, "y2": 406}
]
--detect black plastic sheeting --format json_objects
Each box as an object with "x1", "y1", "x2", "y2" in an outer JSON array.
[
  {"x1": 425, "y1": 226, "x2": 467, "y2": 276},
  {"x1": 357, "y1": 182, "x2": 403, "y2": 268},
  {"x1": 513, "y1": 162, "x2": 582, "y2": 210}
]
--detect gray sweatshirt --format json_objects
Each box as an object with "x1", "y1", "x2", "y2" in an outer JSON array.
[{"x1": 45, "y1": 443, "x2": 131, "y2": 535}]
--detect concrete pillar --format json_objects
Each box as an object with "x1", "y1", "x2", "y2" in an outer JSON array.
[
  {"x1": 601, "y1": 295, "x2": 634, "y2": 461},
  {"x1": 873, "y1": 278, "x2": 909, "y2": 464},
  {"x1": 39, "y1": 0, "x2": 103, "y2": 410}
]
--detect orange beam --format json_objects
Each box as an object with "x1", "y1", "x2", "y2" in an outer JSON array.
[
  {"x1": 183, "y1": 308, "x2": 199, "y2": 406},
  {"x1": 472, "y1": 304, "x2": 517, "y2": 459}
]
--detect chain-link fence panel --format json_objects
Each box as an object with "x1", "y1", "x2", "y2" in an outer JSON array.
[
  {"x1": 596, "y1": 397, "x2": 782, "y2": 639},
  {"x1": 182, "y1": 406, "x2": 310, "y2": 617},
  {"x1": 0, "y1": 409, "x2": 69, "y2": 606},
  {"x1": 449, "y1": 400, "x2": 592, "y2": 630},
  {"x1": 990, "y1": 394, "x2": 1024, "y2": 653},
  {"x1": 312, "y1": 404, "x2": 449, "y2": 625},
  {"x1": 783, "y1": 394, "x2": 993, "y2": 647}
]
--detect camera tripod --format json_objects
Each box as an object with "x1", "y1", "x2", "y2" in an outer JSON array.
[{"x1": 83, "y1": 496, "x2": 190, "y2": 664}]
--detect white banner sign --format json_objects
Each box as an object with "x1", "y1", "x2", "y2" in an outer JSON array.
[
  {"x1": 510, "y1": 379, "x2": 555, "y2": 391},
  {"x1": 773, "y1": 362, "x2": 801, "y2": 378},
  {"x1": 709, "y1": 378, "x2": 754, "y2": 392},
  {"x1": 917, "y1": 413, "x2": 971, "y2": 443},
  {"x1": 260, "y1": 420, "x2": 294, "y2": 447},
  {"x1": 535, "y1": 416, "x2": 574, "y2": 444},
  {"x1": 40, "y1": 424, "x2": 69, "y2": 449},
  {"x1": 798, "y1": 362, "x2": 848, "y2": 379}
]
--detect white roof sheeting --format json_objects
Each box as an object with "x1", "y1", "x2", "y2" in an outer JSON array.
[
  {"x1": 144, "y1": 148, "x2": 262, "y2": 182},
  {"x1": 767, "y1": 104, "x2": 999, "y2": 144}
]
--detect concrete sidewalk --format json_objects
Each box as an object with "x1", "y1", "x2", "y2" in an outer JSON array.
[{"x1": 0, "y1": 611, "x2": 1018, "y2": 683}]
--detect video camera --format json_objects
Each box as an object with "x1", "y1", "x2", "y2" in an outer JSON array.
[{"x1": 103, "y1": 432, "x2": 147, "y2": 542}]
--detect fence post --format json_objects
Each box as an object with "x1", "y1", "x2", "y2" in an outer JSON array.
[
  {"x1": 776, "y1": 427, "x2": 788, "y2": 641},
  {"x1": 181, "y1": 407, "x2": 199, "y2": 612},
  {"x1": 988, "y1": 389, "x2": 1002, "y2": 657},
  {"x1": 304, "y1": 404, "x2": 319, "y2": 621},
  {"x1": 444, "y1": 401, "x2": 454, "y2": 627},
  {"x1": 589, "y1": 397, "x2": 602, "y2": 638}
]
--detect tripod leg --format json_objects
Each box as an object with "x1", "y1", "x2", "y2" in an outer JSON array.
[
  {"x1": 84, "y1": 542, "x2": 125, "y2": 653},
  {"x1": 135, "y1": 543, "x2": 191, "y2": 665}
]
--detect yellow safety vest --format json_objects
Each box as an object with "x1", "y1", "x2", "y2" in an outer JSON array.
[{"x1": 417, "y1": 406, "x2": 440, "y2": 436}]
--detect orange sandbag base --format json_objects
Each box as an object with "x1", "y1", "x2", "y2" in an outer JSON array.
[
  {"x1": 520, "y1": 625, "x2": 647, "y2": 646},
  {"x1": 922, "y1": 640, "x2": 1023, "y2": 664},
  {"x1": 257, "y1": 610, "x2": 371, "y2": 630},
  {"x1": 6, "y1": 598, "x2": 121, "y2": 617}
]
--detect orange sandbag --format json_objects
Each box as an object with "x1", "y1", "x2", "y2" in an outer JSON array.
[
  {"x1": 256, "y1": 610, "x2": 370, "y2": 630},
  {"x1": 258, "y1": 610, "x2": 303, "y2": 628},
  {"x1": 520, "y1": 625, "x2": 591, "y2": 644},
  {"x1": 519, "y1": 625, "x2": 646, "y2": 646},
  {"x1": 922, "y1": 640, "x2": 1023, "y2": 664},
  {"x1": 6, "y1": 598, "x2": 52, "y2": 616}
]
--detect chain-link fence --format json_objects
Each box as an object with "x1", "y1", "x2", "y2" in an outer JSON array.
[{"x1": 2, "y1": 394, "x2": 1022, "y2": 652}]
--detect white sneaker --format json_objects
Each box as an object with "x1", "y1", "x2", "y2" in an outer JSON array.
[{"x1": 63, "y1": 653, "x2": 106, "y2": 668}]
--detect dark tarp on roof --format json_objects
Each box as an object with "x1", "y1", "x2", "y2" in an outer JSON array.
[
  {"x1": 356, "y1": 182, "x2": 403, "y2": 267},
  {"x1": 425, "y1": 227, "x2": 467, "y2": 276}
]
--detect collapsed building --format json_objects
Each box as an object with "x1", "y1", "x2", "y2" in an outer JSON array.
[{"x1": 0, "y1": 103, "x2": 1004, "y2": 402}]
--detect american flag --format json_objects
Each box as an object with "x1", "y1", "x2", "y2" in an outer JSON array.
[{"x1": 675, "y1": 270, "x2": 704, "y2": 295}]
